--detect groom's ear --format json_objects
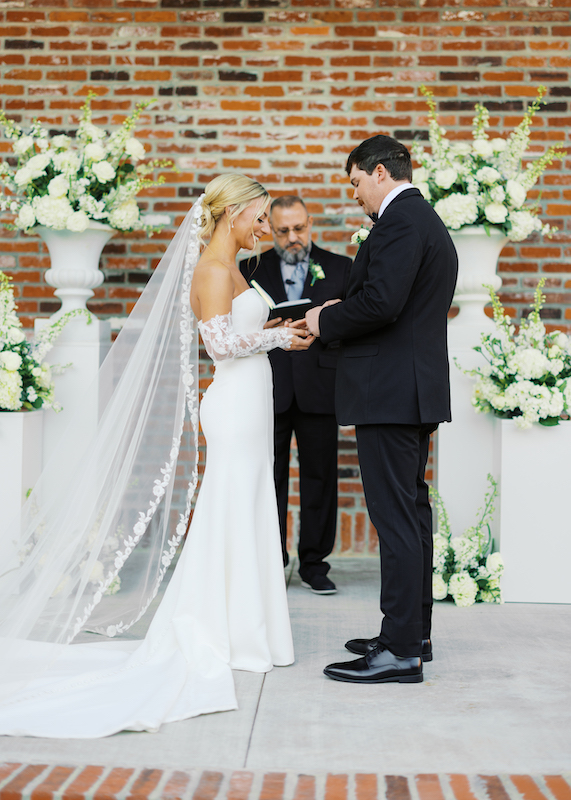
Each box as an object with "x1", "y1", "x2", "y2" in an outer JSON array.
[{"x1": 374, "y1": 163, "x2": 388, "y2": 184}]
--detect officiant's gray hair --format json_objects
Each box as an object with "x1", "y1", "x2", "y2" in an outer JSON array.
[
  {"x1": 270, "y1": 195, "x2": 308, "y2": 213},
  {"x1": 346, "y1": 135, "x2": 412, "y2": 182}
]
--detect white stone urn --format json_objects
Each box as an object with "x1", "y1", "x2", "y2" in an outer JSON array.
[
  {"x1": 36, "y1": 222, "x2": 115, "y2": 316},
  {"x1": 449, "y1": 225, "x2": 508, "y2": 331}
]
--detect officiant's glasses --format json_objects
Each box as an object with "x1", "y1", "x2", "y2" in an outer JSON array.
[{"x1": 271, "y1": 221, "x2": 309, "y2": 238}]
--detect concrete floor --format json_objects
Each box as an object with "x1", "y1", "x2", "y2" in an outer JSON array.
[{"x1": 1, "y1": 557, "x2": 570, "y2": 773}]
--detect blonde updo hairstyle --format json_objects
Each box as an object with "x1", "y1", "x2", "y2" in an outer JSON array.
[{"x1": 198, "y1": 173, "x2": 270, "y2": 246}]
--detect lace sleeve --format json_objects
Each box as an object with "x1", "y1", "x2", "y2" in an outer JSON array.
[{"x1": 198, "y1": 312, "x2": 293, "y2": 362}]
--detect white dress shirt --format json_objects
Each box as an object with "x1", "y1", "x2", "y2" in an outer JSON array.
[{"x1": 378, "y1": 182, "x2": 415, "y2": 219}]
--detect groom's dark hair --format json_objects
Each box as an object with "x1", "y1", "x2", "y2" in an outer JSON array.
[{"x1": 346, "y1": 135, "x2": 412, "y2": 182}]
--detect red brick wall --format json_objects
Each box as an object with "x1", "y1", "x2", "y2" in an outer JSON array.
[{"x1": 1, "y1": 0, "x2": 570, "y2": 555}]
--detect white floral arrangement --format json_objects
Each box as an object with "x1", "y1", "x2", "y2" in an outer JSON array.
[
  {"x1": 350, "y1": 225, "x2": 371, "y2": 246},
  {"x1": 411, "y1": 86, "x2": 564, "y2": 241},
  {"x1": 431, "y1": 476, "x2": 503, "y2": 607},
  {"x1": 0, "y1": 93, "x2": 173, "y2": 235},
  {"x1": 465, "y1": 278, "x2": 571, "y2": 429},
  {"x1": 0, "y1": 270, "x2": 88, "y2": 411}
]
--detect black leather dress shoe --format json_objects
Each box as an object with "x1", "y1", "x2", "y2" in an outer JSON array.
[
  {"x1": 301, "y1": 575, "x2": 337, "y2": 594},
  {"x1": 345, "y1": 636, "x2": 433, "y2": 662},
  {"x1": 324, "y1": 647, "x2": 423, "y2": 684}
]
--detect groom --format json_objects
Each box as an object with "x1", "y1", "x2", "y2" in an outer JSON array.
[{"x1": 303, "y1": 134, "x2": 458, "y2": 684}]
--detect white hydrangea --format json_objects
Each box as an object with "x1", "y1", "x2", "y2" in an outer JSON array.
[
  {"x1": 66, "y1": 210, "x2": 90, "y2": 233},
  {"x1": 506, "y1": 179, "x2": 526, "y2": 209},
  {"x1": 448, "y1": 573, "x2": 479, "y2": 607},
  {"x1": 13, "y1": 136, "x2": 34, "y2": 155},
  {"x1": 0, "y1": 368, "x2": 23, "y2": 410},
  {"x1": 434, "y1": 193, "x2": 478, "y2": 230},
  {"x1": 47, "y1": 175, "x2": 69, "y2": 198},
  {"x1": 34, "y1": 196, "x2": 74, "y2": 230},
  {"x1": 472, "y1": 139, "x2": 494, "y2": 158},
  {"x1": 484, "y1": 202, "x2": 508, "y2": 224},
  {"x1": 434, "y1": 168, "x2": 457, "y2": 189},
  {"x1": 0, "y1": 350, "x2": 22, "y2": 371},
  {"x1": 507, "y1": 347, "x2": 549, "y2": 380},
  {"x1": 124, "y1": 137, "x2": 146, "y2": 161},
  {"x1": 476, "y1": 166, "x2": 501, "y2": 185},
  {"x1": 92, "y1": 161, "x2": 116, "y2": 183},
  {"x1": 84, "y1": 143, "x2": 106, "y2": 162},
  {"x1": 108, "y1": 199, "x2": 140, "y2": 230},
  {"x1": 432, "y1": 574, "x2": 449, "y2": 601},
  {"x1": 16, "y1": 204, "x2": 36, "y2": 230},
  {"x1": 507, "y1": 210, "x2": 542, "y2": 242}
]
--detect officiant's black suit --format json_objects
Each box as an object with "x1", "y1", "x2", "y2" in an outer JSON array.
[
  {"x1": 241, "y1": 243, "x2": 351, "y2": 581},
  {"x1": 320, "y1": 188, "x2": 458, "y2": 657}
]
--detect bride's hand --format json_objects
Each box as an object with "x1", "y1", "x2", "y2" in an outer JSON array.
[
  {"x1": 288, "y1": 330, "x2": 315, "y2": 351},
  {"x1": 264, "y1": 317, "x2": 292, "y2": 329}
]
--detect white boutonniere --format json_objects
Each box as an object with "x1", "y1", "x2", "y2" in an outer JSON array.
[
  {"x1": 351, "y1": 226, "x2": 371, "y2": 246},
  {"x1": 308, "y1": 257, "x2": 325, "y2": 286}
]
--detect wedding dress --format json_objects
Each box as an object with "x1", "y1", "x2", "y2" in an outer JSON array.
[{"x1": 0, "y1": 203, "x2": 294, "y2": 737}]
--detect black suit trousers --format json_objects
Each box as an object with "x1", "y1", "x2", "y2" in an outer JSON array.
[
  {"x1": 274, "y1": 399, "x2": 338, "y2": 580},
  {"x1": 355, "y1": 422, "x2": 436, "y2": 658}
]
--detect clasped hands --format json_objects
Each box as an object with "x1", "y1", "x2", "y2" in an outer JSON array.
[{"x1": 264, "y1": 299, "x2": 341, "y2": 348}]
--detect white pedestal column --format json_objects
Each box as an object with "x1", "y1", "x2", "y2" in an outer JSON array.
[
  {"x1": 0, "y1": 410, "x2": 43, "y2": 535},
  {"x1": 35, "y1": 314, "x2": 111, "y2": 467},
  {"x1": 494, "y1": 419, "x2": 571, "y2": 603}
]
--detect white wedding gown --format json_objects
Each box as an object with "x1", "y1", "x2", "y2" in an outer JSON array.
[{"x1": 0, "y1": 288, "x2": 294, "y2": 738}]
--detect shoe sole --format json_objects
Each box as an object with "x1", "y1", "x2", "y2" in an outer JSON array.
[
  {"x1": 301, "y1": 581, "x2": 337, "y2": 595},
  {"x1": 324, "y1": 670, "x2": 423, "y2": 684},
  {"x1": 345, "y1": 643, "x2": 432, "y2": 662}
]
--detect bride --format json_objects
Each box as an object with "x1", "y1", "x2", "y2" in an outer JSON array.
[{"x1": 0, "y1": 174, "x2": 313, "y2": 738}]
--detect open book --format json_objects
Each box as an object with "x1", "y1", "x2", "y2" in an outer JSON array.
[{"x1": 251, "y1": 280, "x2": 313, "y2": 321}]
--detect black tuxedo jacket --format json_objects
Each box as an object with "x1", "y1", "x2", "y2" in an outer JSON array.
[
  {"x1": 241, "y1": 243, "x2": 351, "y2": 415},
  {"x1": 320, "y1": 188, "x2": 458, "y2": 426}
]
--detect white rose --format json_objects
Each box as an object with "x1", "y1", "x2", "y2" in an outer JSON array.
[
  {"x1": 51, "y1": 134, "x2": 71, "y2": 150},
  {"x1": 416, "y1": 181, "x2": 431, "y2": 200},
  {"x1": 476, "y1": 166, "x2": 502, "y2": 186},
  {"x1": 486, "y1": 552, "x2": 504, "y2": 576},
  {"x1": 472, "y1": 139, "x2": 494, "y2": 158},
  {"x1": 0, "y1": 351, "x2": 22, "y2": 371},
  {"x1": 434, "y1": 168, "x2": 457, "y2": 190},
  {"x1": 7, "y1": 327, "x2": 25, "y2": 345},
  {"x1": 450, "y1": 142, "x2": 472, "y2": 156},
  {"x1": 92, "y1": 161, "x2": 116, "y2": 183},
  {"x1": 432, "y1": 574, "x2": 449, "y2": 601},
  {"x1": 47, "y1": 175, "x2": 69, "y2": 198},
  {"x1": 13, "y1": 136, "x2": 34, "y2": 155},
  {"x1": 491, "y1": 137, "x2": 507, "y2": 152},
  {"x1": 484, "y1": 202, "x2": 508, "y2": 224},
  {"x1": 16, "y1": 204, "x2": 36, "y2": 230},
  {"x1": 413, "y1": 167, "x2": 429, "y2": 183},
  {"x1": 448, "y1": 573, "x2": 479, "y2": 607},
  {"x1": 14, "y1": 167, "x2": 33, "y2": 187},
  {"x1": 84, "y1": 143, "x2": 106, "y2": 162},
  {"x1": 66, "y1": 210, "x2": 89, "y2": 233},
  {"x1": 27, "y1": 152, "x2": 51, "y2": 176},
  {"x1": 124, "y1": 137, "x2": 146, "y2": 161},
  {"x1": 506, "y1": 179, "x2": 526, "y2": 209}
]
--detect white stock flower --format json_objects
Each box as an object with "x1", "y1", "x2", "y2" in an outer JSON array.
[
  {"x1": 52, "y1": 150, "x2": 80, "y2": 174},
  {"x1": 35, "y1": 364, "x2": 52, "y2": 389},
  {"x1": 92, "y1": 161, "x2": 116, "y2": 183},
  {"x1": 476, "y1": 166, "x2": 501, "y2": 185},
  {"x1": 434, "y1": 193, "x2": 478, "y2": 230},
  {"x1": 432, "y1": 574, "x2": 449, "y2": 601},
  {"x1": 451, "y1": 535, "x2": 481, "y2": 570},
  {"x1": 0, "y1": 351, "x2": 22, "y2": 371},
  {"x1": 506, "y1": 179, "x2": 526, "y2": 209},
  {"x1": 448, "y1": 573, "x2": 478, "y2": 607},
  {"x1": 484, "y1": 202, "x2": 508, "y2": 224},
  {"x1": 84, "y1": 143, "x2": 106, "y2": 162},
  {"x1": 34, "y1": 196, "x2": 73, "y2": 230},
  {"x1": 66, "y1": 210, "x2": 89, "y2": 232},
  {"x1": 13, "y1": 136, "x2": 34, "y2": 155},
  {"x1": 434, "y1": 168, "x2": 457, "y2": 189},
  {"x1": 82, "y1": 122, "x2": 105, "y2": 141},
  {"x1": 433, "y1": 533, "x2": 450, "y2": 572},
  {"x1": 124, "y1": 137, "x2": 146, "y2": 161},
  {"x1": 507, "y1": 210, "x2": 542, "y2": 242},
  {"x1": 16, "y1": 204, "x2": 36, "y2": 230},
  {"x1": 47, "y1": 175, "x2": 69, "y2": 198},
  {"x1": 108, "y1": 199, "x2": 140, "y2": 230},
  {"x1": 472, "y1": 139, "x2": 494, "y2": 158},
  {"x1": 490, "y1": 185, "x2": 505, "y2": 204}
]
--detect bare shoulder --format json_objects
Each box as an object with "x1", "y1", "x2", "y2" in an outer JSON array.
[{"x1": 191, "y1": 257, "x2": 234, "y2": 320}]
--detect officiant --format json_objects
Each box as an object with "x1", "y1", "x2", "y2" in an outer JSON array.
[{"x1": 241, "y1": 196, "x2": 351, "y2": 595}]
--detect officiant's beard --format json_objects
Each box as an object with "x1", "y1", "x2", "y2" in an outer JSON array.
[{"x1": 274, "y1": 241, "x2": 312, "y2": 265}]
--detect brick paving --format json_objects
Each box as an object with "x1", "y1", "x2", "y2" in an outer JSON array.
[{"x1": 1, "y1": 767, "x2": 570, "y2": 800}]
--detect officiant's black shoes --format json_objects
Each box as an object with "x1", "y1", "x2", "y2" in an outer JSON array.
[
  {"x1": 324, "y1": 646, "x2": 423, "y2": 684},
  {"x1": 345, "y1": 637, "x2": 432, "y2": 662},
  {"x1": 301, "y1": 575, "x2": 337, "y2": 594}
]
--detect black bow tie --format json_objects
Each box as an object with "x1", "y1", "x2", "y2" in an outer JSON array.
[{"x1": 369, "y1": 212, "x2": 378, "y2": 223}]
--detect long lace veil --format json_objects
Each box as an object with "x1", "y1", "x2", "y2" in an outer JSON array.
[{"x1": 0, "y1": 196, "x2": 203, "y2": 701}]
